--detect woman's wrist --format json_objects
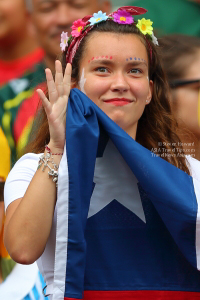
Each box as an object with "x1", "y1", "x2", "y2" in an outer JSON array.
[
  {"x1": 45, "y1": 145, "x2": 63, "y2": 156},
  {"x1": 44, "y1": 143, "x2": 64, "y2": 166},
  {"x1": 38, "y1": 150, "x2": 61, "y2": 187},
  {"x1": 47, "y1": 142, "x2": 64, "y2": 155}
]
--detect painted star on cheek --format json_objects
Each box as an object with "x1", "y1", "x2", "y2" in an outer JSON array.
[
  {"x1": 79, "y1": 69, "x2": 86, "y2": 94},
  {"x1": 87, "y1": 140, "x2": 146, "y2": 223}
]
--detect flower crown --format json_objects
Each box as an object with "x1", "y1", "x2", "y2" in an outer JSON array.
[{"x1": 60, "y1": 6, "x2": 158, "y2": 64}]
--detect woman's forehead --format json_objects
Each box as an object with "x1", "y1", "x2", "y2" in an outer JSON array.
[{"x1": 84, "y1": 32, "x2": 148, "y2": 60}]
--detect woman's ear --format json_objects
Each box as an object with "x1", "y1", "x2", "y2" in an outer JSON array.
[{"x1": 146, "y1": 80, "x2": 153, "y2": 105}]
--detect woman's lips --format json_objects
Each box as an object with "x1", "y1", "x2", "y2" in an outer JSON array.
[{"x1": 104, "y1": 98, "x2": 133, "y2": 106}]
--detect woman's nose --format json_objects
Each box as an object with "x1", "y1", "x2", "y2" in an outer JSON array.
[{"x1": 110, "y1": 73, "x2": 130, "y2": 93}]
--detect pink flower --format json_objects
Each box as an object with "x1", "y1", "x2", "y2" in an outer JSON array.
[
  {"x1": 60, "y1": 32, "x2": 69, "y2": 51},
  {"x1": 113, "y1": 10, "x2": 134, "y2": 25},
  {"x1": 71, "y1": 19, "x2": 87, "y2": 37}
]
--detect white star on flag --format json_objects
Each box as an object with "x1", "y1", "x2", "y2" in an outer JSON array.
[{"x1": 88, "y1": 140, "x2": 146, "y2": 223}]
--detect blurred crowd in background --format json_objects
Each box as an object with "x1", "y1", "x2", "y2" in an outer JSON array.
[{"x1": 0, "y1": 0, "x2": 199, "y2": 298}]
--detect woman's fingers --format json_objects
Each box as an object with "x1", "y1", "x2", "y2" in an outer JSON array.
[
  {"x1": 63, "y1": 63, "x2": 72, "y2": 96},
  {"x1": 38, "y1": 62, "x2": 72, "y2": 128},
  {"x1": 36, "y1": 89, "x2": 52, "y2": 116},
  {"x1": 55, "y1": 60, "x2": 64, "y2": 97},
  {"x1": 45, "y1": 68, "x2": 58, "y2": 104},
  {"x1": 47, "y1": 62, "x2": 71, "y2": 104}
]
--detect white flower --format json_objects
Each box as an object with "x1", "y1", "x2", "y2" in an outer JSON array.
[
  {"x1": 152, "y1": 32, "x2": 159, "y2": 46},
  {"x1": 60, "y1": 31, "x2": 69, "y2": 51}
]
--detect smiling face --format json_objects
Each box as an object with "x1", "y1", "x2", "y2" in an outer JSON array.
[{"x1": 75, "y1": 32, "x2": 153, "y2": 139}]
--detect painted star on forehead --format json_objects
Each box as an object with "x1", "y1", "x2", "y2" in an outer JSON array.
[{"x1": 87, "y1": 140, "x2": 146, "y2": 223}]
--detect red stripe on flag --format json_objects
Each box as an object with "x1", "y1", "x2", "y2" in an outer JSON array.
[{"x1": 65, "y1": 290, "x2": 200, "y2": 300}]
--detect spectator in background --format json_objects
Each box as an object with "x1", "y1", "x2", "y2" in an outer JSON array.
[
  {"x1": 130, "y1": 0, "x2": 200, "y2": 37},
  {"x1": 29, "y1": 0, "x2": 111, "y2": 71},
  {"x1": 0, "y1": 0, "x2": 45, "y2": 166},
  {"x1": 0, "y1": 0, "x2": 44, "y2": 85},
  {"x1": 0, "y1": 128, "x2": 14, "y2": 286},
  {"x1": 159, "y1": 34, "x2": 200, "y2": 160},
  {"x1": 0, "y1": 0, "x2": 111, "y2": 166},
  {"x1": 0, "y1": 128, "x2": 47, "y2": 299}
]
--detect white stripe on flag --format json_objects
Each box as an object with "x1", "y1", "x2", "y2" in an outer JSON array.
[
  {"x1": 194, "y1": 177, "x2": 200, "y2": 270},
  {"x1": 53, "y1": 145, "x2": 69, "y2": 300}
]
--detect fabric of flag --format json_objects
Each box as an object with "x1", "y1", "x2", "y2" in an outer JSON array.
[{"x1": 53, "y1": 89, "x2": 200, "y2": 300}]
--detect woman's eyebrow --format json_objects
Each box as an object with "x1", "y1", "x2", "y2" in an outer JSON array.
[
  {"x1": 88, "y1": 59, "x2": 114, "y2": 65},
  {"x1": 127, "y1": 61, "x2": 148, "y2": 67},
  {"x1": 88, "y1": 59, "x2": 148, "y2": 67}
]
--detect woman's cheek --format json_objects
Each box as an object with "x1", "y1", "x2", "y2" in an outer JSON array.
[
  {"x1": 130, "y1": 81, "x2": 149, "y2": 100},
  {"x1": 85, "y1": 79, "x2": 109, "y2": 98}
]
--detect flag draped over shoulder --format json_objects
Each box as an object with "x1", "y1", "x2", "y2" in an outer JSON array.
[{"x1": 52, "y1": 89, "x2": 200, "y2": 300}]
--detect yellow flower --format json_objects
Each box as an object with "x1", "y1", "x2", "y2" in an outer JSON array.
[{"x1": 136, "y1": 18, "x2": 153, "y2": 36}]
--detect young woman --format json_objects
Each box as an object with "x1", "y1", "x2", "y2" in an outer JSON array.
[
  {"x1": 3, "y1": 6, "x2": 200, "y2": 300},
  {"x1": 159, "y1": 34, "x2": 200, "y2": 160}
]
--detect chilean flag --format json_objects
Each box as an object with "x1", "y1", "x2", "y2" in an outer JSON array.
[{"x1": 52, "y1": 89, "x2": 200, "y2": 300}]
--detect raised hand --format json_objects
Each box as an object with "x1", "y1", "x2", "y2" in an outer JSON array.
[{"x1": 37, "y1": 60, "x2": 72, "y2": 152}]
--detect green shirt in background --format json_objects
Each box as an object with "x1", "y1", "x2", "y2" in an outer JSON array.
[
  {"x1": 0, "y1": 63, "x2": 46, "y2": 167},
  {"x1": 129, "y1": 0, "x2": 200, "y2": 37}
]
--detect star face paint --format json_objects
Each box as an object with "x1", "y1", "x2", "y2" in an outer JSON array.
[
  {"x1": 88, "y1": 56, "x2": 113, "y2": 64},
  {"x1": 78, "y1": 68, "x2": 87, "y2": 94}
]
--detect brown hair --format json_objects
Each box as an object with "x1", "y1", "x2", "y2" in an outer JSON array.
[{"x1": 27, "y1": 21, "x2": 190, "y2": 174}]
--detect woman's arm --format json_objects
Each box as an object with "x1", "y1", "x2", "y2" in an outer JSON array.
[{"x1": 4, "y1": 61, "x2": 72, "y2": 264}]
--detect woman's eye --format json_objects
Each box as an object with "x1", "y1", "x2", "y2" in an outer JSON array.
[
  {"x1": 129, "y1": 69, "x2": 142, "y2": 74},
  {"x1": 95, "y1": 67, "x2": 108, "y2": 73}
]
